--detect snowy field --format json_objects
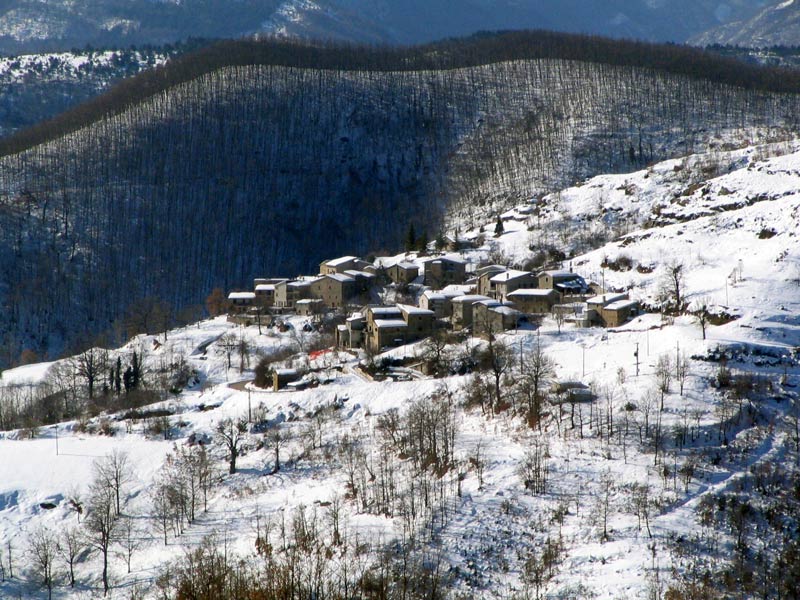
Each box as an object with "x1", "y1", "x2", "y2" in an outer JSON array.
[{"x1": 1, "y1": 140, "x2": 799, "y2": 598}]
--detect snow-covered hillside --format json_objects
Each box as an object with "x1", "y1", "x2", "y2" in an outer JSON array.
[{"x1": 1, "y1": 140, "x2": 800, "y2": 599}]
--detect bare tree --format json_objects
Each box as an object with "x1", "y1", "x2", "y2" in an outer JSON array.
[
  {"x1": 659, "y1": 260, "x2": 686, "y2": 312},
  {"x1": 58, "y1": 526, "x2": 83, "y2": 588},
  {"x1": 675, "y1": 352, "x2": 690, "y2": 396},
  {"x1": 631, "y1": 482, "x2": 653, "y2": 538},
  {"x1": 237, "y1": 334, "x2": 251, "y2": 374},
  {"x1": 116, "y1": 515, "x2": 140, "y2": 574},
  {"x1": 266, "y1": 423, "x2": 287, "y2": 474},
  {"x1": 517, "y1": 437, "x2": 549, "y2": 494},
  {"x1": 151, "y1": 482, "x2": 173, "y2": 545},
  {"x1": 84, "y1": 479, "x2": 119, "y2": 595},
  {"x1": 654, "y1": 354, "x2": 672, "y2": 411},
  {"x1": 693, "y1": 297, "x2": 711, "y2": 340},
  {"x1": 93, "y1": 450, "x2": 133, "y2": 517},
  {"x1": 476, "y1": 336, "x2": 515, "y2": 414},
  {"x1": 27, "y1": 527, "x2": 58, "y2": 600},
  {"x1": 217, "y1": 334, "x2": 236, "y2": 372},
  {"x1": 596, "y1": 470, "x2": 616, "y2": 542},
  {"x1": 422, "y1": 328, "x2": 451, "y2": 377},
  {"x1": 216, "y1": 417, "x2": 248, "y2": 474},
  {"x1": 75, "y1": 348, "x2": 109, "y2": 401},
  {"x1": 517, "y1": 339, "x2": 555, "y2": 427}
]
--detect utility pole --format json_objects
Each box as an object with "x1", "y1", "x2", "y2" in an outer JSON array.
[
  {"x1": 55, "y1": 424, "x2": 58, "y2": 456},
  {"x1": 582, "y1": 344, "x2": 585, "y2": 377},
  {"x1": 635, "y1": 342, "x2": 640, "y2": 377}
]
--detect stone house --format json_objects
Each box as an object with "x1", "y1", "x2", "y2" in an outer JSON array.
[
  {"x1": 363, "y1": 304, "x2": 435, "y2": 353},
  {"x1": 472, "y1": 300, "x2": 522, "y2": 339},
  {"x1": 343, "y1": 269, "x2": 377, "y2": 293},
  {"x1": 507, "y1": 289, "x2": 561, "y2": 314},
  {"x1": 295, "y1": 298, "x2": 325, "y2": 316},
  {"x1": 387, "y1": 262, "x2": 420, "y2": 285},
  {"x1": 424, "y1": 256, "x2": 467, "y2": 289},
  {"x1": 538, "y1": 270, "x2": 589, "y2": 295},
  {"x1": 600, "y1": 298, "x2": 640, "y2": 327},
  {"x1": 227, "y1": 291, "x2": 255, "y2": 313},
  {"x1": 319, "y1": 256, "x2": 359, "y2": 275},
  {"x1": 585, "y1": 292, "x2": 640, "y2": 327},
  {"x1": 336, "y1": 313, "x2": 365, "y2": 349},
  {"x1": 450, "y1": 294, "x2": 492, "y2": 329},
  {"x1": 274, "y1": 279, "x2": 312, "y2": 309},
  {"x1": 475, "y1": 265, "x2": 508, "y2": 297},
  {"x1": 489, "y1": 269, "x2": 538, "y2": 302},
  {"x1": 273, "y1": 368, "x2": 301, "y2": 391},
  {"x1": 309, "y1": 273, "x2": 356, "y2": 309}
]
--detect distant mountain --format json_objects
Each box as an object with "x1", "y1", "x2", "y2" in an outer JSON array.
[
  {"x1": 691, "y1": 0, "x2": 800, "y2": 47},
  {"x1": 260, "y1": 0, "x2": 769, "y2": 45},
  {"x1": 1, "y1": 32, "x2": 799, "y2": 364},
  {"x1": 0, "y1": 0, "x2": 283, "y2": 54},
  {"x1": 0, "y1": 0, "x2": 774, "y2": 54}
]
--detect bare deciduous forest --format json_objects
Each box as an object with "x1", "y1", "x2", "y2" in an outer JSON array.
[{"x1": 0, "y1": 31, "x2": 799, "y2": 364}]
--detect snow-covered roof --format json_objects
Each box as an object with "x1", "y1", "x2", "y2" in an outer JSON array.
[
  {"x1": 398, "y1": 304, "x2": 435, "y2": 317},
  {"x1": 325, "y1": 256, "x2": 358, "y2": 267},
  {"x1": 507, "y1": 289, "x2": 558, "y2": 297},
  {"x1": 369, "y1": 306, "x2": 403, "y2": 317},
  {"x1": 275, "y1": 368, "x2": 299, "y2": 377},
  {"x1": 422, "y1": 291, "x2": 446, "y2": 301},
  {"x1": 452, "y1": 294, "x2": 492, "y2": 304},
  {"x1": 604, "y1": 299, "x2": 639, "y2": 311},
  {"x1": 477, "y1": 264, "x2": 508, "y2": 276},
  {"x1": 288, "y1": 280, "x2": 312, "y2": 288},
  {"x1": 587, "y1": 292, "x2": 629, "y2": 306},
  {"x1": 325, "y1": 273, "x2": 356, "y2": 283},
  {"x1": 374, "y1": 319, "x2": 408, "y2": 329},
  {"x1": 441, "y1": 285, "x2": 474, "y2": 297},
  {"x1": 296, "y1": 298, "x2": 323, "y2": 305},
  {"x1": 228, "y1": 292, "x2": 255, "y2": 300},
  {"x1": 490, "y1": 269, "x2": 532, "y2": 283},
  {"x1": 492, "y1": 305, "x2": 521, "y2": 316},
  {"x1": 476, "y1": 299, "x2": 503, "y2": 307},
  {"x1": 343, "y1": 269, "x2": 376, "y2": 278},
  {"x1": 255, "y1": 284, "x2": 275, "y2": 292},
  {"x1": 427, "y1": 255, "x2": 466, "y2": 265},
  {"x1": 394, "y1": 262, "x2": 419, "y2": 270},
  {"x1": 541, "y1": 270, "x2": 578, "y2": 278}
]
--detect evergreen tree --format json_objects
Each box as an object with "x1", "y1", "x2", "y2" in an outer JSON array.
[
  {"x1": 405, "y1": 224, "x2": 417, "y2": 252},
  {"x1": 494, "y1": 216, "x2": 505, "y2": 237},
  {"x1": 131, "y1": 351, "x2": 140, "y2": 390},
  {"x1": 416, "y1": 230, "x2": 429, "y2": 253},
  {"x1": 114, "y1": 357, "x2": 122, "y2": 394}
]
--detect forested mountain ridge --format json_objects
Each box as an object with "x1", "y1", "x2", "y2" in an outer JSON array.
[
  {"x1": 0, "y1": 0, "x2": 778, "y2": 53},
  {"x1": 2, "y1": 32, "x2": 800, "y2": 365}
]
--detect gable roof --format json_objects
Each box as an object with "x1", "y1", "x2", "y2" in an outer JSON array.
[
  {"x1": 490, "y1": 269, "x2": 534, "y2": 283},
  {"x1": 325, "y1": 255, "x2": 358, "y2": 267}
]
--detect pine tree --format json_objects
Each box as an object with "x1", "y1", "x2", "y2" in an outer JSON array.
[
  {"x1": 416, "y1": 230, "x2": 429, "y2": 253},
  {"x1": 114, "y1": 357, "x2": 122, "y2": 394},
  {"x1": 131, "y1": 351, "x2": 140, "y2": 390},
  {"x1": 405, "y1": 224, "x2": 417, "y2": 252},
  {"x1": 494, "y1": 216, "x2": 505, "y2": 237}
]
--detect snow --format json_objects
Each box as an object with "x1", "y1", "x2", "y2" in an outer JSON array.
[
  {"x1": 604, "y1": 299, "x2": 640, "y2": 311},
  {"x1": 324, "y1": 255, "x2": 357, "y2": 267},
  {"x1": 227, "y1": 292, "x2": 255, "y2": 300},
  {"x1": 397, "y1": 304, "x2": 435, "y2": 316},
  {"x1": 489, "y1": 269, "x2": 531, "y2": 282},
  {"x1": 373, "y1": 319, "x2": 408, "y2": 328},
  {"x1": 507, "y1": 289, "x2": 557, "y2": 297},
  {"x1": 3, "y1": 140, "x2": 800, "y2": 599}
]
